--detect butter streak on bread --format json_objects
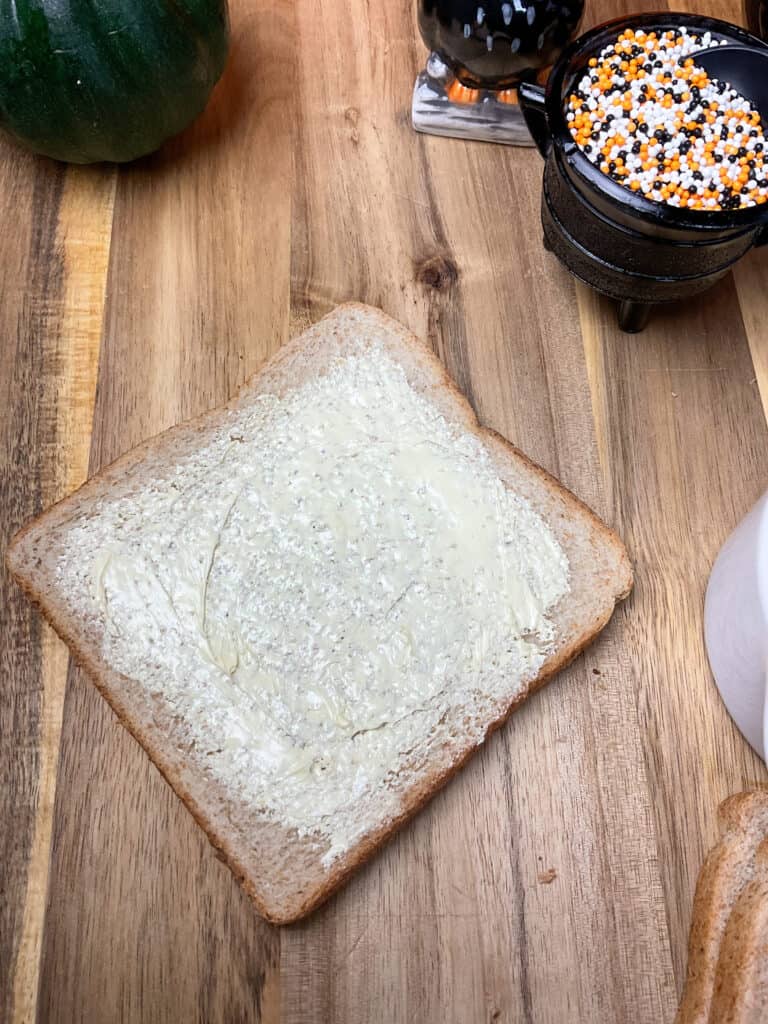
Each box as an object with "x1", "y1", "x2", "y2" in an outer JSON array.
[{"x1": 7, "y1": 304, "x2": 632, "y2": 923}]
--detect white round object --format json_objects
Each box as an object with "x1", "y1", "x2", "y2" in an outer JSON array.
[{"x1": 704, "y1": 491, "x2": 768, "y2": 761}]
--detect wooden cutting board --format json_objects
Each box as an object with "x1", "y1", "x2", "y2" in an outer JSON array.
[{"x1": 2, "y1": 0, "x2": 768, "y2": 1021}]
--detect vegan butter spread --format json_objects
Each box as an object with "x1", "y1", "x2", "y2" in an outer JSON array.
[{"x1": 59, "y1": 346, "x2": 570, "y2": 861}]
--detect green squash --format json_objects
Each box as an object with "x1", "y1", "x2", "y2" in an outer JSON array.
[{"x1": 0, "y1": 0, "x2": 229, "y2": 163}]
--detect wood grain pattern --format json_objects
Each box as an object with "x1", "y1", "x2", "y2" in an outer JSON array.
[
  {"x1": 1, "y1": 0, "x2": 768, "y2": 1021},
  {"x1": 577, "y1": 277, "x2": 768, "y2": 983},
  {"x1": 0, "y1": 142, "x2": 62, "y2": 1024},
  {"x1": 9, "y1": 166, "x2": 116, "y2": 1024},
  {"x1": 733, "y1": 251, "x2": 768, "y2": 424},
  {"x1": 0, "y1": 149, "x2": 114, "y2": 1024}
]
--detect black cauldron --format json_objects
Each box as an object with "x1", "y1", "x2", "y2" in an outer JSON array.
[{"x1": 519, "y1": 12, "x2": 768, "y2": 332}]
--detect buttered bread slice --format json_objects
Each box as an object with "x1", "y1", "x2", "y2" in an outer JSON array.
[{"x1": 7, "y1": 304, "x2": 631, "y2": 922}]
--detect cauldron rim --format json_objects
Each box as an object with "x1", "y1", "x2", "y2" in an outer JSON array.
[{"x1": 545, "y1": 11, "x2": 768, "y2": 233}]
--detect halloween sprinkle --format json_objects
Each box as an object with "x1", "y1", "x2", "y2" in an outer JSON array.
[{"x1": 566, "y1": 27, "x2": 768, "y2": 210}]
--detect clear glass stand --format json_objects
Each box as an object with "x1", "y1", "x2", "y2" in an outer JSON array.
[{"x1": 412, "y1": 53, "x2": 534, "y2": 146}]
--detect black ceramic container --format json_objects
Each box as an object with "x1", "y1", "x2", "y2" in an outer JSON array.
[
  {"x1": 519, "y1": 12, "x2": 768, "y2": 331},
  {"x1": 417, "y1": 0, "x2": 584, "y2": 89}
]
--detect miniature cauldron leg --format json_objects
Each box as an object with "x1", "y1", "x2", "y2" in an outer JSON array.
[{"x1": 617, "y1": 299, "x2": 652, "y2": 333}]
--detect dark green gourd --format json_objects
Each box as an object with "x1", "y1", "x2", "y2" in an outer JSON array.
[{"x1": 0, "y1": 0, "x2": 229, "y2": 163}]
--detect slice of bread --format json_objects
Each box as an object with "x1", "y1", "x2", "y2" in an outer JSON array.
[
  {"x1": 676, "y1": 789, "x2": 768, "y2": 1024},
  {"x1": 7, "y1": 303, "x2": 632, "y2": 923}
]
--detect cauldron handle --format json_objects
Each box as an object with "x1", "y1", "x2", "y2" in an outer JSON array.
[{"x1": 518, "y1": 82, "x2": 550, "y2": 159}]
